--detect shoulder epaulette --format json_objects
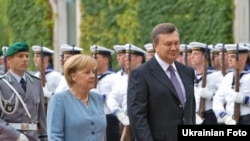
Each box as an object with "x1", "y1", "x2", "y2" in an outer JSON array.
[
  {"x1": 0, "y1": 74, "x2": 5, "y2": 79},
  {"x1": 25, "y1": 72, "x2": 40, "y2": 80}
]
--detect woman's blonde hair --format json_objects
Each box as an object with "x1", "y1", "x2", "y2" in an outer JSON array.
[{"x1": 63, "y1": 54, "x2": 97, "y2": 87}]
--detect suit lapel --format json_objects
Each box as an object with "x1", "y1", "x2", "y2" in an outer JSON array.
[
  {"x1": 175, "y1": 62, "x2": 191, "y2": 100},
  {"x1": 148, "y1": 57, "x2": 178, "y2": 96}
]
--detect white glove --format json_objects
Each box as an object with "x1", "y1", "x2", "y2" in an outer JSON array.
[
  {"x1": 222, "y1": 115, "x2": 236, "y2": 125},
  {"x1": 43, "y1": 86, "x2": 52, "y2": 98},
  {"x1": 232, "y1": 91, "x2": 244, "y2": 104},
  {"x1": 195, "y1": 113, "x2": 204, "y2": 125},
  {"x1": 199, "y1": 87, "x2": 213, "y2": 99},
  {"x1": 116, "y1": 112, "x2": 130, "y2": 126},
  {"x1": 17, "y1": 133, "x2": 29, "y2": 141},
  {"x1": 217, "y1": 117, "x2": 223, "y2": 124}
]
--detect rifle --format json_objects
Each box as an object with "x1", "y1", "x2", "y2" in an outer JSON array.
[
  {"x1": 40, "y1": 44, "x2": 47, "y2": 113},
  {"x1": 221, "y1": 44, "x2": 226, "y2": 76},
  {"x1": 198, "y1": 44, "x2": 208, "y2": 119},
  {"x1": 211, "y1": 45, "x2": 215, "y2": 68},
  {"x1": 233, "y1": 43, "x2": 240, "y2": 123},
  {"x1": 127, "y1": 44, "x2": 132, "y2": 75},
  {"x1": 40, "y1": 44, "x2": 46, "y2": 87},
  {"x1": 120, "y1": 44, "x2": 131, "y2": 141},
  {"x1": 94, "y1": 45, "x2": 98, "y2": 88},
  {"x1": 121, "y1": 125, "x2": 130, "y2": 141},
  {"x1": 2, "y1": 46, "x2": 8, "y2": 73},
  {"x1": 184, "y1": 45, "x2": 188, "y2": 65}
]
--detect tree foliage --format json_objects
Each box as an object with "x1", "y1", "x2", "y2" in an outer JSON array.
[
  {"x1": 0, "y1": 0, "x2": 234, "y2": 70},
  {"x1": 80, "y1": 0, "x2": 234, "y2": 49},
  {"x1": 7, "y1": 0, "x2": 53, "y2": 46},
  {"x1": 1, "y1": 0, "x2": 53, "y2": 70},
  {"x1": 80, "y1": 0, "x2": 233, "y2": 70}
]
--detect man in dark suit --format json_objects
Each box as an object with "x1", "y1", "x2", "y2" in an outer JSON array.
[{"x1": 127, "y1": 23, "x2": 196, "y2": 141}]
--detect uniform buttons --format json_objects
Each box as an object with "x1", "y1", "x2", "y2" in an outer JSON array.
[
  {"x1": 91, "y1": 131, "x2": 95, "y2": 135},
  {"x1": 91, "y1": 122, "x2": 94, "y2": 125},
  {"x1": 179, "y1": 104, "x2": 182, "y2": 108}
]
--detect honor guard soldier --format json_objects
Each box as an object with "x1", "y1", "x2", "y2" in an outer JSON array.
[
  {"x1": 144, "y1": 43, "x2": 155, "y2": 61},
  {"x1": 213, "y1": 44, "x2": 250, "y2": 125},
  {"x1": 214, "y1": 43, "x2": 233, "y2": 76},
  {"x1": 60, "y1": 44, "x2": 83, "y2": 68},
  {"x1": 32, "y1": 45, "x2": 62, "y2": 98},
  {"x1": 190, "y1": 41, "x2": 219, "y2": 125},
  {"x1": 107, "y1": 43, "x2": 146, "y2": 125},
  {"x1": 0, "y1": 41, "x2": 47, "y2": 141},
  {"x1": 113, "y1": 44, "x2": 126, "y2": 76},
  {"x1": 90, "y1": 45, "x2": 120, "y2": 141},
  {"x1": 209, "y1": 44, "x2": 221, "y2": 71},
  {"x1": 240, "y1": 43, "x2": 250, "y2": 57},
  {"x1": 54, "y1": 44, "x2": 83, "y2": 93},
  {"x1": 107, "y1": 43, "x2": 146, "y2": 140},
  {"x1": 176, "y1": 44, "x2": 184, "y2": 64},
  {"x1": 180, "y1": 44, "x2": 192, "y2": 66}
]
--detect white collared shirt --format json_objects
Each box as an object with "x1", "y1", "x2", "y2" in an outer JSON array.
[{"x1": 154, "y1": 53, "x2": 186, "y2": 103}]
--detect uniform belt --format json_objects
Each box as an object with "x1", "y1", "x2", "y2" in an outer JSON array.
[{"x1": 9, "y1": 123, "x2": 37, "y2": 130}]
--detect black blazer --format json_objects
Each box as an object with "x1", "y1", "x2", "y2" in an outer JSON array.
[{"x1": 127, "y1": 56, "x2": 195, "y2": 141}]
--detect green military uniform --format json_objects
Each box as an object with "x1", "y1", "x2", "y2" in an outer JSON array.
[{"x1": 0, "y1": 41, "x2": 47, "y2": 141}]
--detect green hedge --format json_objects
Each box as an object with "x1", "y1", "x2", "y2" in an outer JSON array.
[
  {"x1": 1, "y1": 0, "x2": 53, "y2": 70},
  {"x1": 0, "y1": 0, "x2": 234, "y2": 71},
  {"x1": 0, "y1": 0, "x2": 9, "y2": 46},
  {"x1": 80, "y1": 0, "x2": 234, "y2": 70},
  {"x1": 80, "y1": 0, "x2": 234, "y2": 48},
  {"x1": 7, "y1": 0, "x2": 53, "y2": 46}
]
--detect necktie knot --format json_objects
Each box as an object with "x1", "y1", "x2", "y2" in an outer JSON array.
[
  {"x1": 20, "y1": 78, "x2": 26, "y2": 92},
  {"x1": 168, "y1": 65, "x2": 175, "y2": 74}
]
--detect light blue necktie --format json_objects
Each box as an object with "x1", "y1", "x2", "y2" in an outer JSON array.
[{"x1": 168, "y1": 65, "x2": 185, "y2": 106}]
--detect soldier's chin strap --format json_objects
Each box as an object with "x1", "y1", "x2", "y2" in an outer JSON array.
[{"x1": 0, "y1": 78, "x2": 31, "y2": 120}]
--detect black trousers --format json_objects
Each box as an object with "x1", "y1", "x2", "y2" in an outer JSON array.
[
  {"x1": 238, "y1": 114, "x2": 250, "y2": 125},
  {"x1": 106, "y1": 114, "x2": 120, "y2": 141},
  {"x1": 202, "y1": 109, "x2": 218, "y2": 125}
]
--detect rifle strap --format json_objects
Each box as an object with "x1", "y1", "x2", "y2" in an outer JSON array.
[
  {"x1": 98, "y1": 71, "x2": 113, "y2": 81},
  {"x1": 194, "y1": 69, "x2": 215, "y2": 86},
  {"x1": 231, "y1": 70, "x2": 250, "y2": 89},
  {"x1": 45, "y1": 65, "x2": 54, "y2": 74}
]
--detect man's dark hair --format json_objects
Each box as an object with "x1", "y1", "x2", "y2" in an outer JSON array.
[{"x1": 151, "y1": 23, "x2": 179, "y2": 44}]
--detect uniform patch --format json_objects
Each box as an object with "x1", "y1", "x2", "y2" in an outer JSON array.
[{"x1": 5, "y1": 103, "x2": 14, "y2": 112}]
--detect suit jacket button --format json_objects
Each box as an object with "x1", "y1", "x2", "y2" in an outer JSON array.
[{"x1": 179, "y1": 104, "x2": 183, "y2": 108}]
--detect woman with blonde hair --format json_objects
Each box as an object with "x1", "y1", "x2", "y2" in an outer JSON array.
[{"x1": 47, "y1": 54, "x2": 106, "y2": 141}]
